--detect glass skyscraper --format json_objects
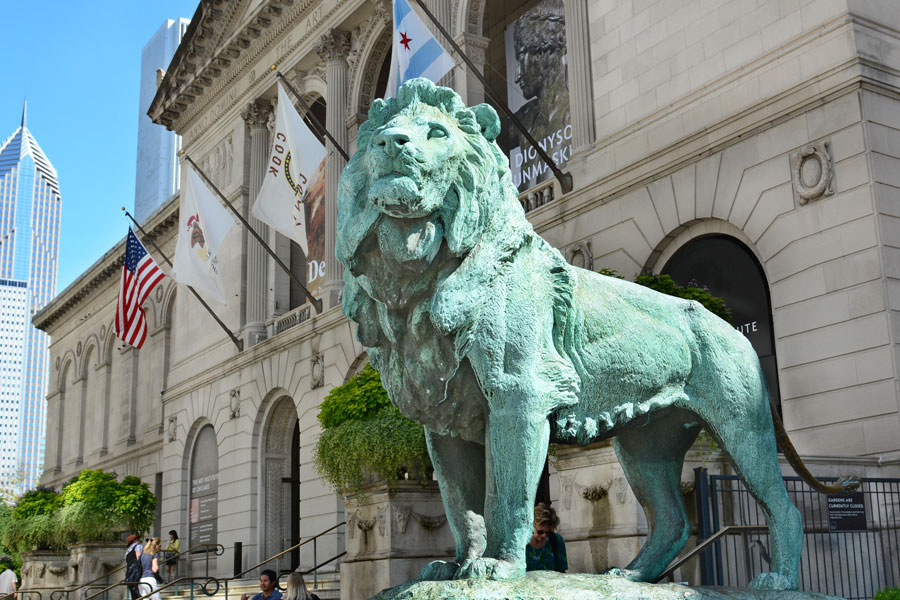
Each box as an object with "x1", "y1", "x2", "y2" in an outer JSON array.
[{"x1": 0, "y1": 103, "x2": 61, "y2": 493}]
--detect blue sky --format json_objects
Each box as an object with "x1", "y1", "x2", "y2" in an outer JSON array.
[{"x1": 0, "y1": 0, "x2": 199, "y2": 294}]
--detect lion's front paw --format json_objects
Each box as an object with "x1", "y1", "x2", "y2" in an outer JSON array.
[
  {"x1": 417, "y1": 560, "x2": 459, "y2": 581},
  {"x1": 602, "y1": 567, "x2": 643, "y2": 581},
  {"x1": 749, "y1": 572, "x2": 794, "y2": 590},
  {"x1": 453, "y1": 557, "x2": 523, "y2": 581}
]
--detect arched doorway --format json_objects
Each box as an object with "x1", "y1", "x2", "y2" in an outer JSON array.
[
  {"x1": 261, "y1": 397, "x2": 300, "y2": 568},
  {"x1": 661, "y1": 235, "x2": 781, "y2": 412},
  {"x1": 189, "y1": 425, "x2": 219, "y2": 550}
]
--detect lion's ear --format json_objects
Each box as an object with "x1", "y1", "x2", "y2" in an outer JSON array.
[{"x1": 471, "y1": 104, "x2": 501, "y2": 142}]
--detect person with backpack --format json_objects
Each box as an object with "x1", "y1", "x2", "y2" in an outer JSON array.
[
  {"x1": 124, "y1": 534, "x2": 143, "y2": 600},
  {"x1": 525, "y1": 503, "x2": 568, "y2": 572},
  {"x1": 138, "y1": 538, "x2": 162, "y2": 600}
]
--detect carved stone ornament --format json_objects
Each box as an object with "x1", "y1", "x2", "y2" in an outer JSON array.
[
  {"x1": 411, "y1": 511, "x2": 448, "y2": 530},
  {"x1": 76, "y1": 342, "x2": 82, "y2": 357},
  {"x1": 394, "y1": 505, "x2": 413, "y2": 534},
  {"x1": 377, "y1": 506, "x2": 387, "y2": 536},
  {"x1": 229, "y1": 389, "x2": 241, "y2": 419},
  {"x1": 310, "y1": 354, "x2": 325, "y2": 389},
  {"x1": 100, "y1": 324, "x2": 106, "y2": 339},
  {"x1": 567, "y1": 241, "x2": 593, "y2": 271},
  {"x1": 241, "y1": 100, "x2": 271, "y2": 128},
  {"x1": 167, "y1": 416, "x2": 177, "y2": 442},
  {"x1": 347, "y1": 511, "x2": 358, "y2": 539},
  {"x1": 156, "y1": 286, "x2": 164, "y2": 303},
  {"x1": 56, "y1": 356, "x2": 60, "y2": 371},
  {"x1": 791, "y1": 141, "x2": 834, "y2": 205},
  {"x1": 315, "y1": 29, "x2": 351, "y2": 64},
  {"x1": 357, "y1": 516, "x2": 376, "y2": 532}
]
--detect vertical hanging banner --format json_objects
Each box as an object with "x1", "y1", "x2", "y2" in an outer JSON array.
[
  {"x1": 505, "y1": 0, "x2": 573, "y2": 193},
  {"x1": 252, "y1": 82, "x2": 328, "y2": 298},
  {"x1": 172, "y1": 165, "x2": 238, "y2": 305}
]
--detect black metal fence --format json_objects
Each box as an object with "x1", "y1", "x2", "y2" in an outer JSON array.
[{"x1": 694, "y1": 469, "x2": 900, "y2": 599}]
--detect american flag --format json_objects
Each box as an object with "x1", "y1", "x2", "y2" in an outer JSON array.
[{"x1": 115, "y1": 228, "x2": 166, "y2": 348}]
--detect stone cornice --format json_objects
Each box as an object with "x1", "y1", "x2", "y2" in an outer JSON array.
[
  {"x1": 149, "y1": 0, "x2": 349, "y2": 138},
  {"x1": 33, "y1": 196, "x2": 180, "y2": 333}
]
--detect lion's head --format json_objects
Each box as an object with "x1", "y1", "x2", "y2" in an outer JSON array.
[{"x1": 337, "y1": 78, "x2": 529, "y2": 272}]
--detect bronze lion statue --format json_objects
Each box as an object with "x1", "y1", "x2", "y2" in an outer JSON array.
[{"x1": 337, "y1": 78, "x2": 853, "y2": 590}]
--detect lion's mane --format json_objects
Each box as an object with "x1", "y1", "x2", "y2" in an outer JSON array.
[{"x1": 337, "y1": 79, "x2": 579, "y2": 439}]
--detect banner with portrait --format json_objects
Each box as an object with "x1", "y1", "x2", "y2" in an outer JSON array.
[{"x1": 505, "y1": 0, "x2": 573, "y2": 194}]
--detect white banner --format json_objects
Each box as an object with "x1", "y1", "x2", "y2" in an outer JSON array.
[{"x1": 172, "y1": 165, "x2": 237, "y2": 304}]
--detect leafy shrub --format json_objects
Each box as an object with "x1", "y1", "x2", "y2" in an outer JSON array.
[
  {"x1": 317, "y1": 364, "x2": 392, "y2": 429},
  {"x1": 2, "y1": 470, "x2": 157, "y2": 552},
  {"x1": 875, "y1": 587, "x2": 900, "y2": 600},
  {"x1": 315, "y1": 405, "x2": 428, "y2": 496},
  {"x1": 12, "y1": 486, "x2": 61, "y2": 519}
]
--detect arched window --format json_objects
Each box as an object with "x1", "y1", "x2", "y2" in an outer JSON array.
[
  {"x1": 662, "y1": 235, "x2": 781, "y2": 411},
  {"x1": 189, "y1": 425, "x2": 219, "y2": 548}
]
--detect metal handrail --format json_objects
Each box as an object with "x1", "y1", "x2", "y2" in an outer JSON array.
[
  {"x1": 654, "y1": 525, "x2": 768, "y2": 583},
  {"x1": 132, "y1": 576, "x2": 220, "y2": 600},
  {"x1": 1, "y1": 590, "x2": 43, "y2": 600},
  {"x1": 232, "y1": 522, "x2": 345, "y2": 581},
  {"x1": 81, "y1": 544, "x2": 225, "y2": 600},
  {"x1": 49, "y1": 565, "x2": 125, "y2": 600}
]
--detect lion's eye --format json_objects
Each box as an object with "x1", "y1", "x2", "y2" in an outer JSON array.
[{"x1": 428, "y1": 125, "x2": 448, "y2": 139}]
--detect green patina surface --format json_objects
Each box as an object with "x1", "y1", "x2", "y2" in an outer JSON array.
[{"x1": 336, "y1": 79, "x2": 803, "y2": 592}]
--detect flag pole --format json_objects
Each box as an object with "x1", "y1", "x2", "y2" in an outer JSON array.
[
  {"x1": 122, "y1": 209, "x2": 244, "y2": 352},
  {"x1": 181, "y1": 154, "x2": 324, "y2": 314},
  {"x1": 411, "y1": 0, "x2": 573, "y2": 194},
  {"x1": 272, "y1": 67, "x2": 351, "y2": 163}
]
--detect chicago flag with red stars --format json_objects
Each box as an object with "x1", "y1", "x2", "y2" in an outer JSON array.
[{"x1": 385, "y1": 0, "x2": 456, "y2": 98}]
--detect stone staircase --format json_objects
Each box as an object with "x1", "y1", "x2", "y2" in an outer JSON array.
[{"x1": 159, "y1": 574, "x2": 340, "y2": 600}]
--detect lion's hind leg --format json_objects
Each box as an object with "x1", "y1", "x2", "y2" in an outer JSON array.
[
  {"x1": 704, "y1": 401, "x2": 802, "y2": 590},
  {"x1": 608, "y1": 407, "x2": 701, "y2": 583}
]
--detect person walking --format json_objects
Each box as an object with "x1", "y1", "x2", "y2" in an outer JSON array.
[
  {"x1": 284, "y1": 571, "x2": 319, "y2": 600},
  {"x1": 525, "y1": 502, "x2": 568, "y2": 572},
  {"x1": 124, "y1": 534, "x2": 143, "y2": 600},
  {"x1": 164, "y1": 531, "x2": 180, "y2": 583},
  {"x1": 0, "y1": 557, "x2": 17, "y2": 600},
  {"x1": 138, "y1": 537, "x2": 162, "y2": 600}
]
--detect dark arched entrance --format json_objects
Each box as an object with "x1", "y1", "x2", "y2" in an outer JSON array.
[{"x1": 662, "y1": 235, "x2": 781, "y2": 412}]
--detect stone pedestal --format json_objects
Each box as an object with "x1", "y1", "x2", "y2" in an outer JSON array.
[
  {"x1": 341, "y1": 480, "x2": 454, "y2": 600},
  {"x1": 68, "y1": 542, "x2": 128, "y2": 600},
  {"x1": 21, "y1": 550, "x2": 70, "y2": 590},
  {"x1": 370, "y1": 571, "x2": 844, "y2": 600}
]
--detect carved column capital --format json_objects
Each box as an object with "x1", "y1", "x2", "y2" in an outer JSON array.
[
  {"x1": 316, "y1": 29, "x2": 351, "y2": 65},
  {"x1": 241, "y1": 100, "x2": 271, "y2": 130}
]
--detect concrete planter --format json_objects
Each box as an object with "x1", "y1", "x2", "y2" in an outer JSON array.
[
  {"x1": 340, "y1": 479, "x2": 454, "y2": 600},
  {"x1": 68, "y1": 542, "x2": 127, "y2": 599},
  {"x1": 21, "y1": 550, "x2": 70, "y2": 590}
]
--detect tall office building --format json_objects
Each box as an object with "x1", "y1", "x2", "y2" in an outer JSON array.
[
  {"x1": 134, "y1": 18, "x2": 190, "y2": 222},
  {"x1": 0, "y1": 103, "x2": 61, "y2": 493}
]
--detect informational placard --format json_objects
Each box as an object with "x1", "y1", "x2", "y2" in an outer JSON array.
[
  {"x1": 827, "y1": 492, "x2": 867, "y2": 531},
  {"x1": 190, "y1": 426, "x2": 219, "y2": 549},
  {"x1": 504, "y1": 0, "x2": 572, "y2": 193}
]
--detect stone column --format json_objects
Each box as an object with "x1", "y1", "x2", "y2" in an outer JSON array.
[
  {"x1": 452, "y1": 32, "x2": 489, "y2": 106},
  {"x1": 563, "y1": 0, "x2": 595, "y2": 151},
  {"x1": 316, "y1": 29, "x2": 351, "y2": 309},
  {"x1": 241, "y1": 100, "x2": 272, "y2": 345}
]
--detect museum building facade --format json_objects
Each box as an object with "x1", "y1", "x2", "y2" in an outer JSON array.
[{"x1": 34, "y1": 0, "x2": 900, "y2": 587}]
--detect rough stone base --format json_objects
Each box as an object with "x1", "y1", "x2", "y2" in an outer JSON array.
[{"x1": 368, "y1": 572, "x2": 844, "y2": 600}]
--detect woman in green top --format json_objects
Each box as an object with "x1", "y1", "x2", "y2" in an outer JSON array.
[
  {"x1": 164, "y1": 530, "x2": 180, "y2": 582},
  {"x1": 525, "y1": 503, "x2": 568, "y2": 572}
]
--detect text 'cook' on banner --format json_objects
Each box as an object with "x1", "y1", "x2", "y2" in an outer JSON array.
[
  {"x1": 505, "y1": 0, "x2": 573, "y2": 194},
  {"x1": 252, "y1": 82, "x2": 328, "y2": 298}
]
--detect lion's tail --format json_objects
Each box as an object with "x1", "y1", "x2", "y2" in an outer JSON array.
[{"x1": 769, "y1": 402, "x2": 861, "y2": 495}]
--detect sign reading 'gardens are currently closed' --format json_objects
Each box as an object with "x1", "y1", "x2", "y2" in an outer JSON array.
[{"x1": 827, "y1": 492, "x2": 867, "y2": 532}]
